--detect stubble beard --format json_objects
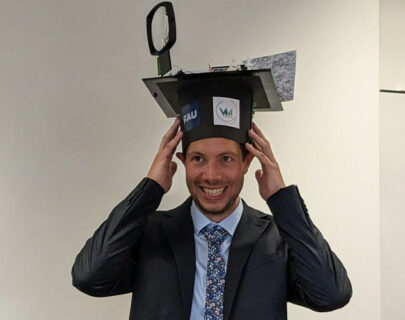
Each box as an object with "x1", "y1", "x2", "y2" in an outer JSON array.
[
  {"x1": 191, "y1": 180, "x2": 244, "y2": 216},
  {"x1": 193, "y1": 192, "x2": 239, "y2": 216}
]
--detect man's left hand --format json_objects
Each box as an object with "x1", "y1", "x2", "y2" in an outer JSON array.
[{"x1": 245, "y1": 122, "x2": 286, "y2": 200}]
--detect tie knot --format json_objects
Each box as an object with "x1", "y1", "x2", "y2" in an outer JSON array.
[{"x1": 201, "y1": 225, "x2": 229, "y2": 246}]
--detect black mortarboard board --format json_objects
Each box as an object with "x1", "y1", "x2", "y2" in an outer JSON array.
[{"x1": 143, "y1": 69, "x2": 284, "y2": 151}]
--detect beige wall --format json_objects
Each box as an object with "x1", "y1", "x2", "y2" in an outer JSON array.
[
  {"x1": 380, "y1": 1, "x2": 405, "y2": 319},
  {"x1": 0, "y1": 1, "x2": 379, "y2": 319}
]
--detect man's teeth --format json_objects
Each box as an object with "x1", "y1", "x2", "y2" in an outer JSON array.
[{"x1": 202, "y1": 187, "x2": 225, "y2": 196}]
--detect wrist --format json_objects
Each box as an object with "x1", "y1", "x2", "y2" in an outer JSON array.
[
  {"x1": 146, "y1": 174, "x2": 167, "y2": 193},
  {"x1": 261, "y1": 181, "x2": 286, "y2": 200},
  {"x1": 145, "y1": 177, "x2": 166, "y2": 195}
]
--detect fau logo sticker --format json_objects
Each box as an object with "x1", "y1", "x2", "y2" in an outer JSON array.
[{"x1": 181, "y1": 100, "x2": 200, "y2": 132}]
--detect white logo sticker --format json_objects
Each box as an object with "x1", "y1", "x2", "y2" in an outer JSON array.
[{"x1": 213, "y1": 97, "x2": 240, "y2": 129}]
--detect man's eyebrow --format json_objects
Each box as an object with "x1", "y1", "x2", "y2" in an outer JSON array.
[
  {"x1": 187, "y1": 151, "x2": 204, "y2": 156},
  {"x1": 186, "y1": 151, "x2": 239, "y2": 158},
  {"x1": 218, "y1": 151, "x2": 238, "y2": 156}
]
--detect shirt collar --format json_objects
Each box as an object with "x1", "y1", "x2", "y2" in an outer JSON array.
[{"x1": 190, "y1": 199, "x2": 243, "y2": 237}]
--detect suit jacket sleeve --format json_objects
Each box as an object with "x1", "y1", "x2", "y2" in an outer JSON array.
[
  {"x1": 71, "y1": 178, "x2": 164, "y2": 297},
  {"x1": 267, "y1": 185, "x2": 352, "y2": 312}
]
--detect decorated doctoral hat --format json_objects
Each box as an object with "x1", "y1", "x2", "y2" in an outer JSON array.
[
  {"x1": 144, "y1": 70, "x2": 285, "y2": 151},
  {"x1": 143, "y1": 2, "x2": 296, "y2": 151}
]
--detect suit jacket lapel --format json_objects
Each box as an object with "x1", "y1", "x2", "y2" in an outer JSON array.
[
  {"x1": 223, "y1": 203, "x2": 271, "y2": 320},
  {"x1": 161, "y1": 198, "x2": 196, "y2": 320}
]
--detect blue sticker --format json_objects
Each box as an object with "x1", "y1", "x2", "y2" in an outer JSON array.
[{"x1": 181, "y1": 100, "x2": 200, "y2": 132}]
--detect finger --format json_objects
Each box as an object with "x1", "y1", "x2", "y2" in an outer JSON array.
[
  {"x1": 245, "y1": 142, "x2": 271, "y2": 165},
  {"x1": 255, "y1": 169, "x2": 263, "y2": 181},
  {"x1": 245, "y1": 142, "x2": 276, "y2": 175},
  {"x1": 252, "y1": 139, "x2": 262, "y2": 152},
  {"x1": 160, "y1": 118, "x2": 181, "y2": 149},
  {"x1": 251, "y1": 122, "x2": 276, "y2": 158},
  {"x1": 163, "y1": 118, "x2": 181, "y2": 143},
  {"x1": 251, "y1": 122, "x2": 269, "y2": 143},
  {"x1": 164, "y1": 130, "x2": 183, "y2": 158},
  {"x1": 248, "y1": 129, "x2": 274, "y2": 159}
]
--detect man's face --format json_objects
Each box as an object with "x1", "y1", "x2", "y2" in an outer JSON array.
[{"x1": 177, "y1": 138, "x2": 253, "y2": 221}]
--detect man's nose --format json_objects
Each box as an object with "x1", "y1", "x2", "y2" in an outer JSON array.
[{"x1": 203, "y1": 162, "x2": 222, "y2": 183}]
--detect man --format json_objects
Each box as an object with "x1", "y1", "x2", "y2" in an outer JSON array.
[{"x1": 72, "y1": 116, "x2": 352, "y2": 319}]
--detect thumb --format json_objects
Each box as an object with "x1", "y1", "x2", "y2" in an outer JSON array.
[
  {"x1": 169, "y1": 161, "x2": 177, "y2": 177},
  {"x1": 255, "y1": 169, "x2": 263, "y2": 182}
]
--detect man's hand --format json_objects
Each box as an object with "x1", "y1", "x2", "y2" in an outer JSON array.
[
  {"x1": 245, "y1": 122, "x2": 286, "y2": 200},
  {"x1": 147, "y1": 118, "x2": 183, "y2": 193}
]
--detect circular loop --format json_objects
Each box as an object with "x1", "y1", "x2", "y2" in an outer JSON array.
[{"x1": 146, "y1": 2, "x2": 176, "y2": 55}]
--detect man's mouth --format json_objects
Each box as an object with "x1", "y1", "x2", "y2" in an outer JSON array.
[{"x1": 201, "y1": 187, "x2": 226, "y2": 197}]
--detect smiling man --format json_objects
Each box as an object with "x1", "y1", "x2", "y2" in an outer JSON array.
[
  {"x1": 176, "y1": 137, "x2": 252, "y2": 223},
  {"x1": 72, "y1": 75, "x2": 352, "y2": 319}
]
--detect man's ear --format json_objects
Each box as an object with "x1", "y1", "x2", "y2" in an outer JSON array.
[
  {"x1": 176, "y1": 152, "x2": 185, "y2": 164},
  {"x1": 242, "y1": 152, "x2": 254, "y2": 174}
]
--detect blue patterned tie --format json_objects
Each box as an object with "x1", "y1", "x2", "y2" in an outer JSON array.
[{"x1": 201, "y1": 225, "x2": 229, "y2": 320}]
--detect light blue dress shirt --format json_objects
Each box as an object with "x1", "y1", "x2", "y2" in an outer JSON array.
[{"x1": 189, "y1": 199, "x2": 243, "y2": 320}]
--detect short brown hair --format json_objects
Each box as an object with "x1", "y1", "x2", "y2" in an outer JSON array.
[{"x1": 183, "y1": 142, "x2": 248, "y2": 159}]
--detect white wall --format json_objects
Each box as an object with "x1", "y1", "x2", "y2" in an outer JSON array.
[
  {"x1": 0, "y1": 1, "x2": 379, "y2": 319},
  {"x1": 380, "y1": 1, "x2": 405, "y2": 319},
  {"x1": 380, "y1": 0, "x2": 405, "y2": 90},
  {"x1": 380, "y1": 93, "x2": 405, "y2": 320}
]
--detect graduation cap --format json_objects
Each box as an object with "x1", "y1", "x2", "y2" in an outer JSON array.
[{"x1": 143, "y1": 2, "x2": 295, "y2": 151}]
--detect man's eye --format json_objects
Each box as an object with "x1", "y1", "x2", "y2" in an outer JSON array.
[
  {"x1": 192, "y1": 156, "x2": 203, "y2": 163},
  {"x1": 223, "y1": 156, "x2": 232, "y2": 162}
]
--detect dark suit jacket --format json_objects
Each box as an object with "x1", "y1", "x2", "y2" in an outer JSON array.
[{"x1": 72, "y1": 178, "x2": 352, "y2": 319}]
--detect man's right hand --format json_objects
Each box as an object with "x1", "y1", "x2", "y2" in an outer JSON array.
[{"x1": 147, "y1": 118, "x2": 183, "y2": 193}]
